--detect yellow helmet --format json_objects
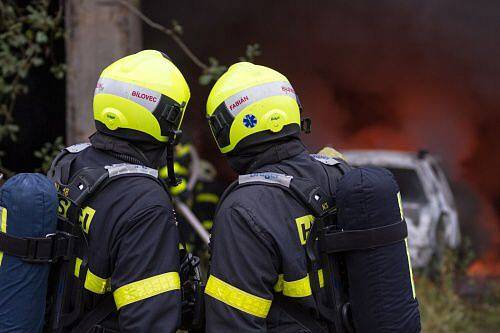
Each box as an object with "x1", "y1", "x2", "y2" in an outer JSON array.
[
  {"x1": 93, "y1": 50, "x2": 190, "y2": 143},
  {"x1": 206, "y1": 62, "x2": 301, "y2": 154}
]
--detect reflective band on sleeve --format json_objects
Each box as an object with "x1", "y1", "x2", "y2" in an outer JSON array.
[
  {"x1": 73, "y1": 257, "x2": 111, "y2": 294},
  {"x1": 283, "y1": 275, "x2": 312, "y2": 298},
  {"x1": 405, "y1": 238, "x2": 416, "y2": 298},
  {"x1": 224, "y1": 81, "x2": 296, "y2": 117},
  {"x1": 95, "y1": 77, "x2": 162, "y2": 113},
  {"x1": 105, "y1": 163, "x2": 159, "y2": 178},
  {"x1": 274, "y1": 271, "x2": 325, "y2": 298},
  {"x1": 195, "y1": 193, "x2": 219, "y2": 204},
  {"x1": 205, "y1": 275, "x2": 272, "y2": 318},
  {"x1": 85, "y1": 270, "x2": 111, "y2": 294},
  {"x1": 239, "y1": 172, "x2": 293, "y2": 187},
  {"x1": 0, "y1": 207, "x2": 7, "y2": 267},
  {"x1": 114, "y1": 272, "x2": 180, "y2": 310}
]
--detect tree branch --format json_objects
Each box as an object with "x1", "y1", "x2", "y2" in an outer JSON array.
[{"x1": 113, "y1": 0, "x2": 208, "y2": 70}]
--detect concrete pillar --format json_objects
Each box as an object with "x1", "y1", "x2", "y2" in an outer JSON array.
[{"x1": 65, "y1": 0, "x2": 142, "y2": 143}]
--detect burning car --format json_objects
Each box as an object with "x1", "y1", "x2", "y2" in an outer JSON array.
[{"x1": 342, "y1": 149, "x2": 461, "y2": 268}]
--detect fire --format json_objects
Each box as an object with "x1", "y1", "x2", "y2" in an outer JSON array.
[
  {"x1": 305, "y1": 87, "x2": 500, "y2": 278},
  {"x1": 468, "y1": 251, "x2": 500, "y2": 278},
  {"x1": 467, "y1": 200, "x2": 500, "y2": 278}
]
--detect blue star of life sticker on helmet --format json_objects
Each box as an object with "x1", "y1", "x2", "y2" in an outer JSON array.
[{"x1": 243, "y1": 114, "x2": 258, "y2": 128}]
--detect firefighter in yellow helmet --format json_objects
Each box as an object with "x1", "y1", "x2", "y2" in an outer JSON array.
[
  {"x1": 47, "y1": 50, "x2": 192, "y2": 332},
  {"x1": 203, "y1": 63, "x2": 350, "y2": 332}
]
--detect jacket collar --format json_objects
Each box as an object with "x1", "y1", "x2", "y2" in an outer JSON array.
[
  {"x1": 227, "y1": 138, "x2": 307, "y2": 174},
  {"x1": 89, "y1": 132, "x2": 166, "y2": 168}
]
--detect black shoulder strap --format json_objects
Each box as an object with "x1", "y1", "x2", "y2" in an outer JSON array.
[
  {"x1": 54, "y1": 162, "x2": 164, "y2": 209},
  {"x1": 48, "y1": 143, "x2": 92, "y2": 185},
  {"x1": 216, "y1": 172, "x2": 335, "y2": 219}
]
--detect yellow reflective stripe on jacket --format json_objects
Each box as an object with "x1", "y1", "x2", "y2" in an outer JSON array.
[
  {"x1": 0, "y1": 207, "x2": 7, "y2": 267},
  {"x1": 113, "y1": 272, "x2": 180, "y2": 310},
  {"x1": 274, "y1": 270, "x2": 325, "y2": 297},
  {"x1": 205, "y1": 275, "x2": 272, "y2": 318},
  {"x1": 318, "y1": 269, "x2": 324, "y2": 288},
  {"x1": 174, "y1": 162, "x2": 189, "y2": 176},
  {"x1": 405, "y1": 238, "x2": 416, "y2": 298},
  {"x1": 74, "y1": 257, "x2": 111, "y2": 294},
  {"x1": 74, "y1": 257, "x2": 83, "y2": 277},
  {"x1": 195, "y1": 193, "x2": 219, "y2": 204},
  {"x1": 170, "y1": 178, "x2": 187, "y2": 195},
  {"x1": 86, "y1": 270, "x2": 111, "y2": 294},
  {"x1": 176, "y1": 143, "x2": 191, "y2": 157},
  {"x1": 202, "y1": 219, "x2": 213, "y2": 230}
]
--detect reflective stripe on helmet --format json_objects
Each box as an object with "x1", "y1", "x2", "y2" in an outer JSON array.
[
  {"x1": 95, "y1": 77, "x2": 162, "y2": 113},
  {"x1": 223, "y1": 81, "x2": 296, "y2": 117},
  {"x1": 205, "y1": 274, "x2": 272, "y2": 318},
  {"x1": 113, "y1": 272, "x2": 180, "y2": 310}
]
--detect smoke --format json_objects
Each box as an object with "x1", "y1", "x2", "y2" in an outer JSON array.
[{"x1": 145, "y1": 0, "x2": 500, "y2": 273}]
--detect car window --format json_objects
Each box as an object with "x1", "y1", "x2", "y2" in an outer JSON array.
[{"x1": 387, "y1": 168, "x2": 428, "y2": 204}]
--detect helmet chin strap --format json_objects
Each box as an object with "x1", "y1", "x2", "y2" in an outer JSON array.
[{"x1": 162, "y1": 130, "x2": 183, "y2": 186}]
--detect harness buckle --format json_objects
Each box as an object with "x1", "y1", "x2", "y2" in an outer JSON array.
[{"x1": 22, "y1": 231, "x2": 76, "y2": 264}]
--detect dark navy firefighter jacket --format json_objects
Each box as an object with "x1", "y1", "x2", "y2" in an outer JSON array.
[
  {"x1": 51, "y1": 137, "x2": 181, "y2": 332},
  {"x1": 205, "y1": 140, "x2": 345, "y2": 332}
]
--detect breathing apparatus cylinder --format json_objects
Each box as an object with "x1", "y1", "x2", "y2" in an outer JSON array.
[
  {"x1": 0, "y1": 173, "x2": 58, "y2": 332},
  {"x1": 336, "y1": 167, "x2": 421, "y2": 333}
]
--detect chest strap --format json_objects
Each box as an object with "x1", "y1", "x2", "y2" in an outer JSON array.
[{"x1": 0, "y1": 227, "x2": 75, "y2": 264}]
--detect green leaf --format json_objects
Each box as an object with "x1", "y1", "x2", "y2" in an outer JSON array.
[
  {"x1": 35, "y1": 31, "x2": 48, "y2": 44},
  {"x1": 198, "y1": 74, "x2": 213, "y2": 86},
  {"x1": 32, "y1": 57, "x2": 44, "y2": 66}
]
